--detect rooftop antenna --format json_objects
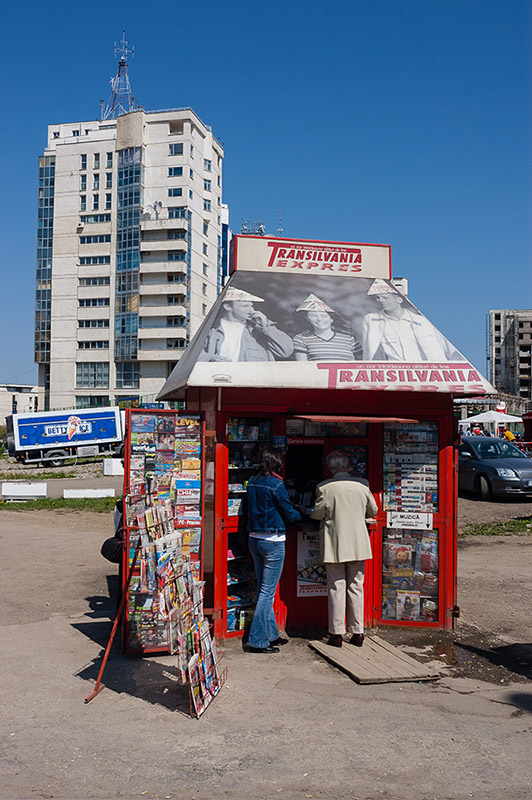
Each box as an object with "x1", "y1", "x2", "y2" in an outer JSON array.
[
  {"x1": 101, "y1": 31, "x2": 137, "y2": 120},
  {"x1": 241, "y1": 217, "x2": 266, "y2": 235},
  {"x1": 277, "y1": 209, "x2": 284, "y2": 238}
]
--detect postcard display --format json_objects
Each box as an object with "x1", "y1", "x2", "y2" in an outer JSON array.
[
  {"x1": 123, "y1": 409, "x2": 224, "y2": 716},
  {"x1": 225, "y1": 417, "x2": 272, "y2": 633},
  {"x1": 381, "y1": 422, "x2": 440, "y2": 623}
]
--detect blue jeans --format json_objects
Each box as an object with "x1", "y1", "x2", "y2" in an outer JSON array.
[{"x1": 247, "y1": 538, "x2": 285, "y2": 649}]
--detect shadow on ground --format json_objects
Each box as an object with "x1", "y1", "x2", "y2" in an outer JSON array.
[{"x1": 72, "y1": 577, "x2": 191, "y2": 714}]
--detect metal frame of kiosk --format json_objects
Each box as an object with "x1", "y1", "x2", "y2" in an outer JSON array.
[{"x1": 184, "y1": 386, "x2": 459, "y2": 641}]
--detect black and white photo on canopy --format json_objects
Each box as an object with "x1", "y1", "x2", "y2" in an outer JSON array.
[{"x1": 196, "y1": 272, "x2": 466, "y2": 365}]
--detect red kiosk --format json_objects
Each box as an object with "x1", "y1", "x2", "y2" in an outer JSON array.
[{"x1": 157, "y1": 235, "x2": 494, "y2": 641}]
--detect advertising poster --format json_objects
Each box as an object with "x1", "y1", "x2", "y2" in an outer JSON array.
[
  {"x1": 297, "y1": 530, "x2": 327, "y2": 597},
  {"x1": 158, "y1": 256, "x2": 493, "y2": 397}
]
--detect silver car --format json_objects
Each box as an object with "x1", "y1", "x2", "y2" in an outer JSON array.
[{"x1": 458, "y1": 436, "x2": 532, "y2": 500}]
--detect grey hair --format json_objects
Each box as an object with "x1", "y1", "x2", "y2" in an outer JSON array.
[{"x1": 326, "y1": 451, "x2": 350, "y2": 475}]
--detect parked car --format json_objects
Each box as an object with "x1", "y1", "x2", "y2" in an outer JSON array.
[{"x1": 458, "y1": 436, "x2": 532, "y2": 499}]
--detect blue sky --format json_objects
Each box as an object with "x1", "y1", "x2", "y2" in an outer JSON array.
[{"x1": 1, "y1": 0, "x2": 531, "y2": 385}]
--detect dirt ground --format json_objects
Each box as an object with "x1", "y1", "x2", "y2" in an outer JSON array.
[{"x1": 1, "y1": 501, "x2": 531, "y2": 800}]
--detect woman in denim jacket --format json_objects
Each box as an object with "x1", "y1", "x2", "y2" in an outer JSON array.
[{"x1": 245, "y1": 447, "x2": 301, "y2": 653}]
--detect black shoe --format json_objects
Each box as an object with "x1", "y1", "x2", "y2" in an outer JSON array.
[
  {"x1": 327, "y1": 634, "x2": 344, "y2": 648},
  {"x1": 349, "y1": 633, "x2": 364, "y2": 647},
  {"x1": 245, "y1": 644, "x2": 280, "y2": 654},
  {"x1": 270, "y1": 636, "x2": 289, "y2": 646}
]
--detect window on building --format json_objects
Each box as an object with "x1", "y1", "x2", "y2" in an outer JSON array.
[
  {"x1": 168, "y1": 167, "x2": 183, "y2": 177},
  {"x1": 78, "y1": 319, "x2": 110, "y2": 328},
  {"x1": 203, "y1": 200, "x2": 211, "y2": 212},
  {"x1": 202, "y1": 283, "x2": 207, "y2": 295},
  {"x1": 106, "y1": 152, "x2": 113, "y2": 168},
  {"x1": 202, "y1": 303, "x2": 207, "y2": 315},
  {"x1": 217, "y1": 175, "x2": 221, "y2": 187},
  {"x1": 80, "y1": 154, "x2": 87, "y2": 170},
  {"x1": 79, "y1": 256, "x2": 111, "y2": 265},
  {"x1": 106, "y1": 193, "x2": 112, "y2": 210},
  {"x1": 79, "y1": 277, "x2": 110, "y2": 286},
  {"x1": 189, "y1": 190, "x2": 193, "y2": 200},
  {"x1": 115, "y1": 362, "x2": 140, "y2": 389},
  {"x1": 93, "y1": 174, "x2": 100, "y2": 190},
  {"x1": 168, "y1": 230, "x2": 186, "y2": 240},
  {"x1": 167, "y1": 274, "x2": 184, "y2": 283},
  {"x1": 190, "y1": 145, "x2": 194, "y2": 158},
  {"x1": 53, "y1": 131, "x2": 60, "y2": 139},
  {"x1": 203, "y1": 222, "x2": 209, "y2": 235},
  {"x1": 76, "y1": 395, "x2": 110, "y2": 408},
  {"x1": 167, "y1": 316, "x2": 186, "y2": 327},
  {"x1": 106, "y1": 173, "x2": 112, "y2": 189},
  {"x1": 78, "y1": 340, "x2": 109, "y2": 349},
  {"x1": 93, "y1": 194, "x2": 99, "y2": 210},
  {"x1": 76, "y1": 362, "x2": 109, "y2": 388},
  {"x1": 94, "y1": 153, "x2": 100, "y2": 169},
  {"x1": 168, "y1": 294, "x2": 186, "y2": 305},
  {"x1": 80, "y1": 213, "x2": 111, "y2": 224},
  {"x1": 169, "y1": 143, "x2": 184, "y2": 156},
  {"x1": 202, "y1": 243, "x2": 208, "y2": 255},
  {"x1": 168, "y1": 188, "x2": 183, "y2": 197},
  {"x1": 204, "y1": 158, "x2": 212, "y2": 171},
  {"x1": 79, "y1": 298, "x2": 110, "y2": 307},
  {"x1": 72, "y1": 130, "x2": 80, "y2": 137},
  {"x1": 80, "y1": 175, "x2": 87, "y2": 191},
  {"x1": 80, "y1": 235, "x2": 111, "y2": 244},
  {"x1": 168, "y1": 251, "x2": 186, "y2": 261},
  {"x1": 167, "y1": 338, "x2": 186, "y2": 349},
  {"x1": 169, "y1": 207, "x2": 187, "y2": 219},
  {"x1": 80, "y1": 195, "x2": 87, "y2": 211},
  {"x1": 202, "y1": 263, "x2": 208, "y2": 275},
  {"x1": 204, "y1": 179, "x2": 211, "y2": 191},
  {"x1": 190, "y1": 168, "x2": 194, "y2": 179}
]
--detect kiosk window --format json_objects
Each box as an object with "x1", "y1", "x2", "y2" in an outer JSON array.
[
  {"x1": 383, "y1": 422, "x2": 439, "y2": 513},
  {"x1": 382, "y1": 527, "x2": 439, "y2": 622}
]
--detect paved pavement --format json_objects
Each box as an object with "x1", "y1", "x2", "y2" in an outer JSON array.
[{"x1": 0, "y1": 509, "x2": 531, "y2": 800}]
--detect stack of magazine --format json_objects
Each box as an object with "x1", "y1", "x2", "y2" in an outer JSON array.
[{"x1": 126, "y1": 485, "x2": 223, "y2": 717}]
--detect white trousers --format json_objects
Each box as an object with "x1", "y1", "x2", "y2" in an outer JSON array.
[{"x1": 325, "y1": 560, "x2": 365, "y2": 635}]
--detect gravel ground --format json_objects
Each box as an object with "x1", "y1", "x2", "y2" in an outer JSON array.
[
  {"x1": 1, "y1": 508, "x2": 531, "y2": 800},
  {"x1": 0, "y1": 456, "x2": 106, "y2": 479},
  {"x1": 458, "y1": 492, "x2": 532, "y2": 532}
]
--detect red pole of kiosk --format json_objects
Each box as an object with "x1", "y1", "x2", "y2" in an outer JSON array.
[{"x1": 84, "y1": 541, "x2": 140, "y2": 704}]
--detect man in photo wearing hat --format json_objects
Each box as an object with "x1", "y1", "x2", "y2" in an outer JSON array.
[
  {"x1": 198, "y1": 288, "x2": 293, "y2": 362},
  {"x1": 362, "y1": 280, "x2": 462, "y2": 362}
]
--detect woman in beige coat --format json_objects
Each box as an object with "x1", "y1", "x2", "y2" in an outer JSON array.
[{"x1": 310, "y1": 451, "x2": 378, "y2": 648}]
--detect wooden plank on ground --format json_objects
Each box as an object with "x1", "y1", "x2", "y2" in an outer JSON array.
[{"x1": 309, "y1": 636, "x2": 439, "y2": 685}]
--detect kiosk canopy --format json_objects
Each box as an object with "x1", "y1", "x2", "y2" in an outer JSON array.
[{"x1": 158, "y1": 270, "x2": 493, "y2": 398}]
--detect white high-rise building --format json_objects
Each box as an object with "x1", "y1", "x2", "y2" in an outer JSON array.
[{"x1": 35, "y1": 46, "x2": 228, "y2": 409}]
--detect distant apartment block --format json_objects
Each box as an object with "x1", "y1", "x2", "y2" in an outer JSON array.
[
  {"x1": 35, "y1": 107, "x2": 228, "y2": 409},
  {"x1": 488, "y1": 309, "x2": 532, "y2": 400}
]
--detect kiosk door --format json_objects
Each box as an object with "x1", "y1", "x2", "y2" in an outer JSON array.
[{"x1": 279, "y1": 436, "x2": 373, "y2": 633}]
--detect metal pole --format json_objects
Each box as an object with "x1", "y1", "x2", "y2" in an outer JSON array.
[{"x1": 84, "y1": 541, "x2": 140, "y2": 703}]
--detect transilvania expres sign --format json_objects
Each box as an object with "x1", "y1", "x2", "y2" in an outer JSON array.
[
  {"x1": 231, "y1": 235, "x2": 391, "y2": 279},
  {"x1": 318, "y1": 363, "x2": 486, "y2": 393}
]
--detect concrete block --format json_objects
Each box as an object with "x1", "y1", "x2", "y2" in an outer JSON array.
[
  {"x1": 63, "y1": 488, "x2": 116, "y2": 499},
  {"x1": 103, "y1": 458, "x2": 124, "y2": 476},
  {"x1": 2, "y1": 482, "x2": 48, "y2": 500}
]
